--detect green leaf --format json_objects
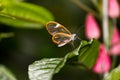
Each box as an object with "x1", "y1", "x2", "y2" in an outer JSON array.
[
  {"x1": 28, "y1": 58, "x2": 65, "y2": 80},
  {"x1": 78, "y1": 39, "x2": 100, "y2": 69},
  {"x1": 103, "y1": 65, "x2": 120, "y2": 80},
  {"x1": 28, "y1": 44, "x2": 81, "y2": 80},
  {"x1": 0, "y1": 65, "x2": 17, "y2": 80},
  {"x1": 0, "y1": 0, "x2": 54, "y2": 28},
  {"x1": 0, "y1": 32, "x2": 14, "y2": 39},
  {"x1": 15, "y1": 0, "x2": 25, "y2": 2},
  {"x1": 28, "y1": 39, "x2": 99, "y2": 80}
]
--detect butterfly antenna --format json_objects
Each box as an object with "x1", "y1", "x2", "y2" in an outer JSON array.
[
  {"x1": 73, "y1": 25, "x2": 84, "y2": 34},
  {"x1": 73, "y1": 25, "x2": 84, "y2": 41},
  {"x1": 76, "y1": 35, "x2": 81, "y2": 41}
]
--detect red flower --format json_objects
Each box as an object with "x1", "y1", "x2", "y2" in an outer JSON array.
[
  {"x1": 110, "y1": 27, "x2": 120, "y2": 55},
  {"x1": 111, "y1": 27, "x2": 120, "y2": 45},
  {"x1": 110, "y1": 43, "x2": 120, "y2": 55},
  {"x1": 85, "y1": 14, "x2": 101, "y2": 40},
  {"x1": 93, "y1": 44, "x2": 111, "y2": 74},
  {"x1": 108, "y1": 0, "x2": 120, "y2": 18}
]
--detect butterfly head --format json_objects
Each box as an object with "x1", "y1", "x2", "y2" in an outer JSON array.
[{"x1": 71, "y1": 34, "x2": 76, "y2": 41}]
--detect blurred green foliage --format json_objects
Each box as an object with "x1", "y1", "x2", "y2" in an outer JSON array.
[
  {"x1": 104, "y1": 65, "x2": 120, "y2": 80},
  {"x1": 28, "y1": 39, "x2": 99, "y2": 80},
  {"x1": 0, "y1": 0, "x2": 101, "y2": 80},
  {"x1": 0, "y1": 65, "x2": 16, "y2": 80},
  {"x1": 0, "y1": 0, "x2": 54, "y2": 28}
]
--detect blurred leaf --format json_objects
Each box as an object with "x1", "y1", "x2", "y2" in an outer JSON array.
[
  {"x1": 0, "y1": 32, "x2": 14, "y2": 39},
  {"x1": 15, "y1": 0, "x2": 25, "y2": 2},
  {"x1": 103, "y1": 65, "x2": 120, "y2": 80},
  {"x1": 78, "y1": 39, "x2": 100, "y2": 69},
  {"x1": 0, "y1": 65, "x2": 17, "y2": 80},
  {"x1": 0, "y1": 0, "x2": 54, "y2": 29},
  {"x1": 28, "y1": 39, "x2": 99, "y2": 80},
  {"x1": 28, "y1": 44, "x2": 81, "y2": 80},
  {"x1": 28, "y1": 58, "x2": 65, "y2": 80},
  {"x1": 65, "y1": 44, "x2": 81, "y2": 59}
]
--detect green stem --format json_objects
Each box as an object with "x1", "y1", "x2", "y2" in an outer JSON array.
[
  {"x1": 89, "y1": 0, "x2": 98, "y2": 9},
  {"x1": 102, "y1": 0, "x2": 109, "y2": 79},
  {"x1": 111, "y1": 55, "x2": 117, "y2": 69},
  {"x1": 99, "y1": 73, "x2": 103, "y2": 80},
  {"x1": 111, "y1": 19, "x2": 117, "y2": 69},
  {"x1": 112, "y1": 18, "x2": 117, "y2": 26},
  {"x1": 70, "y1": 0, "x2": 99, "y2": 18},
  {"x1": 102, "y1": 0, "x2": 109, "y2": 48}
]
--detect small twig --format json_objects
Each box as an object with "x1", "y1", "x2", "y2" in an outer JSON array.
[
  {"x1": 90, "y1": 0, "x2": 97, "y2": 4},
  {"x1": 111, "y1": 18, "x2": 118, "y2": 69},
  {"x1": 88, "y1": 0, "x2": 98, "y2": 8},
  {"x1": 112, "y1": 18, "x2": 117, "y2": 26},
  {"x1": 70, "y1": 0, "x2": 99, "y2": 18},
  {"x1": 111, "y1": 55, "x2": 117, "y2": 69}
]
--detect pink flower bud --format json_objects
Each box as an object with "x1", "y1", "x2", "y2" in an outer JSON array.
[
  {"x1": 111, "y1": 27, "x2": 120, "y2": 45},
  {"x1": 93, "y1": 44, "x2": 111, "y2": 74},
  {"x1": 85, "y1": 14, "x2": 101, "y2": 40},
  {"x1": 108, "y1": 0, "x2": 120, "y2": 18},
  {"x1": 110, "y1": 43, "x2": 120, "y2": 55},
  {"x1": 109, "y1": 27, "x2": 120, "y2": 55}
]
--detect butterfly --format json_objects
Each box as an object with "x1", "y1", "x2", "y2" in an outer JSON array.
[{"x1": 46, "y1": 21, "x2": 76, "y2": 47}]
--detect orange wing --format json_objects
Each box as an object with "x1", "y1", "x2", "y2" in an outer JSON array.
[
  {"x1": 46, "y1": 21, "x2": 71, "y2": 35},
  {"x1": 52, "y1": 33, "x2": 72, "y2": 47}
]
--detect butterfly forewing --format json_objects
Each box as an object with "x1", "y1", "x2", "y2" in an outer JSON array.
[
  {"x1": 46, "y1": 21, "x2": 71, "y2": 35},
  {"x1": 52, "y1": 33, "x2": 72, "y2": 47}
]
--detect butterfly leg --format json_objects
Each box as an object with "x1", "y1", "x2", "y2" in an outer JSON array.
[{"x1": 71, "y1": 41, "x2": 75, "y2": 49}]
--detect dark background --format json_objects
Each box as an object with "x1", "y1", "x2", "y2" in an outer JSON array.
[{"x1": 0, "y1": 0, "x2": 120, "y2": 80}]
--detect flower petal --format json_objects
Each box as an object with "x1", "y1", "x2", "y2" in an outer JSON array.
[
  {"x1": 111, "y1": 27, "x2": 120, "y2": 45},
  {"x1": 108, "y1": 0, "x2": 120, "y2": 18},
  {"x1": 110, "y1": 43, "x2": 120, "y2": 55},
  {"x1": 85, "y1": 14, "x2": 101, "y2": 39},
  {"x1": 93, "y1": 44, "x2": 111, "y2": 74}
]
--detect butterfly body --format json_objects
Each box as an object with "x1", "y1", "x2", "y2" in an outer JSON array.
[{"x1": 46, "y1": 21, "x2": 76, "y2": 47}]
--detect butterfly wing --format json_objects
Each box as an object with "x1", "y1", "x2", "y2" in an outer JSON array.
[
  {"x1": 46, "y1": 21, "x2": 71, "y2": 35},
  {"x1": 52, "y1": 33, "x2": 72, "y2": 47}
]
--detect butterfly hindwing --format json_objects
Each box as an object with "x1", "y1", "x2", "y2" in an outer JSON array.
[{"x1": 52, "y1": 33, "x2": 72, "y2": 47}]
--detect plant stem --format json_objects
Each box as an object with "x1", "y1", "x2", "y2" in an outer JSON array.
[
  {"x1": 112, "y1": 18, "x2": 117, "y2": 26},
  {"x1": 111, "y1": 19, "x2": 117, "y2": 69},
  {"x1": 111, "y1": 55, "x2": 117, "y2": 69},
  {"x1": 102, "y1": 0, "x2": 109, "y2": 48},
  {"x1": 70, "y1": 0, "x2": 99, "y2": 18}
]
